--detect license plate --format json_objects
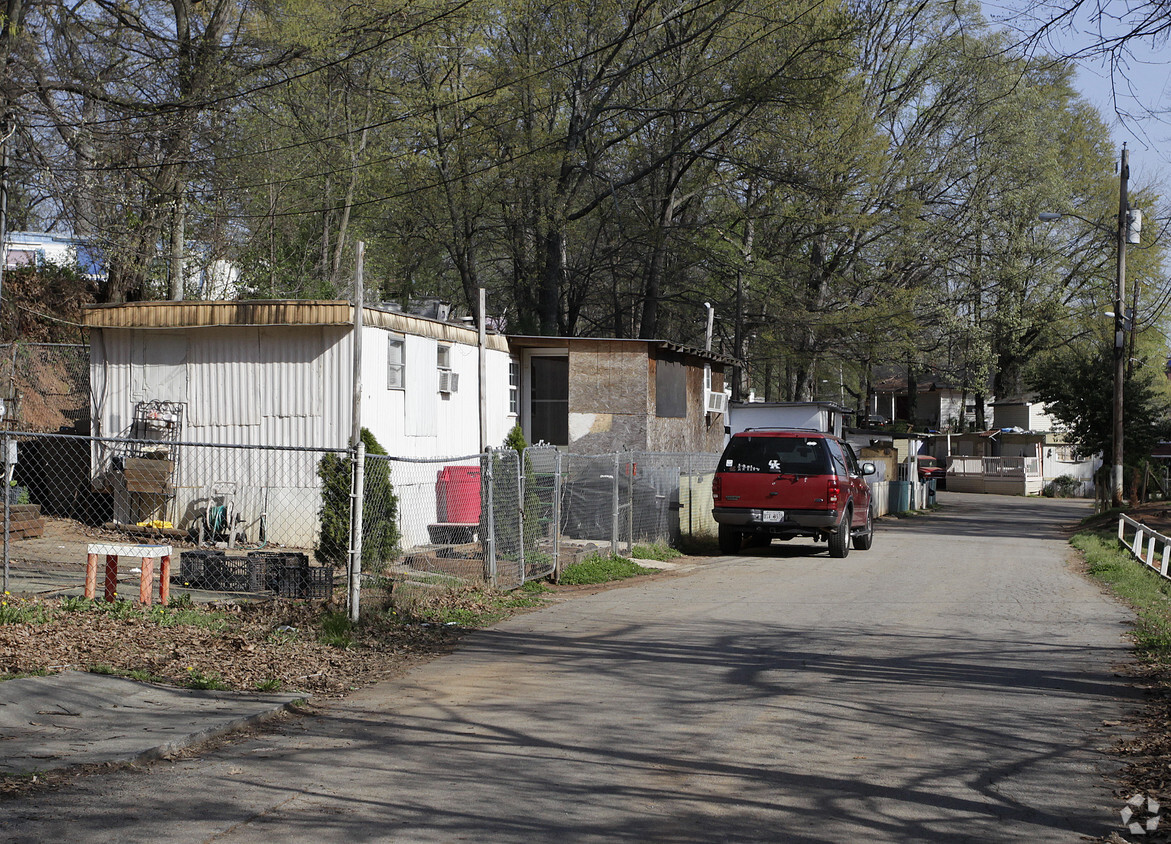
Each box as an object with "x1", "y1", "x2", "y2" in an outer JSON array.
[{"x1": 763, "y1": 510, "x2": 784, "y2": 523}]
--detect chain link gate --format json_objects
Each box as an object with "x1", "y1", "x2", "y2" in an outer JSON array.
[{"x1": 521, "y1": 447, "x2": 560, "y2": 583}]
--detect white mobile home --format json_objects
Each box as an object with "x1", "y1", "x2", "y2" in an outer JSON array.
[
  {"x1": 85, "y1": 300, "x2": 514, "y2": 548},
  {"x1": 727, "y1": 401, "x2": 849, "y2": 439}
]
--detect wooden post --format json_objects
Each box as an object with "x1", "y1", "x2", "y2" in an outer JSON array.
[
  {"x1": 159, "y1": 554, "x2": 171, "y2": 605},
  {"x1": 139, "y1": 556, "x2": 154, "y2": 605},
  {"x1": 85, "y1": 553, "x2": 98, "y2": 599},
  {"x1": 103, "y1": 554, "x2": 118, "y2": 602}
]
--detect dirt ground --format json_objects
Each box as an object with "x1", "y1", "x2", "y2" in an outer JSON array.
[
  {"x1": 4, "y1": 504, "x2": 1171, "y2": 840},
  {"x1": 0, "y1": 515, "x2": 695, "y2": 698}
]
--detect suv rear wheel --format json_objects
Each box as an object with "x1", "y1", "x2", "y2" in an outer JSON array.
[
  {"x1": 718, "y1": 524, "x2": 742, "y2": 555},
  {"x1": 854, "y1": 506, "x2": 874, "y2": 551},
  {"x1": 828, "y1": 508, "x2": 851, "y2": 558}
]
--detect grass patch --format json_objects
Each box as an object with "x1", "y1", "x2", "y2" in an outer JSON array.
[
  {"x1": 124, "y1": 668, "x2": 165, "y2": 684},
  {"x1": 406, "y1": 585, "x2": 549, "y2": 627},
  {"x1": 1073, "y1": 531, "x2": 1171, "y2": 659},
  {"x1": 630, "y1": 543, "x2": 682, "y2": 562},
  {"x1": 0, "y1": 595, "x2": 48, "y2": 625},
  {"x1": 256, "y1": 678, "x2": 282, "y2": 692},
  {"x1": 184, "y1": 668, "x2": 228, "y2": 691},
  {"x1": 560, "y1": 553, "x2": 656, "y2": 586},
  {"x1": 0, "y1": 669, "x2": 50, "y2": 682},
  {"x1": 318, "y1": 611, "x2": 354, "y2": 649}
]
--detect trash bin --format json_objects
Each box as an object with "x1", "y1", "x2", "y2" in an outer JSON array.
[
  {"x1": 891, "y1": 480, "x2": 911, "y2": 513},
  {"x1": 927, "y1": 478, "x2": 937, "y2": 506},
  {"x1": 436, "y1": 466, "x2": 482, "y2": 523}
]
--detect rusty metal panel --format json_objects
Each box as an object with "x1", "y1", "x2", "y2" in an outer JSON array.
[
  {"x1": 83, "y1": 300, "x2": 354, "y2": 329},
  {"x1": 82, "y1": 301, "x2": 511, "y2": 353}
]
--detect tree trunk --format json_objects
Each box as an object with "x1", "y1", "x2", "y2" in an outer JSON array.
[{"x1": 170, "y1": 193, "x2": 185, "y2": 300}]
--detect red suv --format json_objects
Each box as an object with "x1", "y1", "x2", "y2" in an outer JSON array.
[{"x1": 712, "y1": 429, "x2": 877, "y2": 557}]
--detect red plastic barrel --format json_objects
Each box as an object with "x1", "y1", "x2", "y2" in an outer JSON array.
[{"x1": 436, "y1": 466, "x2": 482, "y2": 523}]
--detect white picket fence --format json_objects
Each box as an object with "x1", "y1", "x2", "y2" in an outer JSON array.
[{"x1": 1118, "y1": 514, "x2": 1171, "y2": 581}]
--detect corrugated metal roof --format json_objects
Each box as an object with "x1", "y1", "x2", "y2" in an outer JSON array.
[
  {"x1": 506, "y1": 334, "x2": 736, "y2": 366},
  {"x1": 83, "y1": 300, "x2": 510, "y2": 351}
]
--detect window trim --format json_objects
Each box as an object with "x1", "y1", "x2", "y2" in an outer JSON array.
[
  {"x1": 508, "y1": 358, "x2": 520, "y2": 416},
  {"x1": 387, "y1": 333, "x2": 405, "y2": 390}
]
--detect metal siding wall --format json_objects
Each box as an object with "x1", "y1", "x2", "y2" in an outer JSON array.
[
  {"x1": 324, "y1": 327, "x2": 352, "y2": 448},
  {"x1": 189, "y1": 328, "x2": 262, "y2": 427},
  {"x1": 259, "y1": 326, "x2": 324, "y2": 418}
]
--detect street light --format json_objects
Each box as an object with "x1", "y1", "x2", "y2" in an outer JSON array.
[{"x1": 1039, "y1": 144, "x2": 1140, "y2": 507}]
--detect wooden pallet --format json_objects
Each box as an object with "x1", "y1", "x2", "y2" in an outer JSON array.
[{"x1": 5, "y1": 504, "x2": 44, "y2": 539}]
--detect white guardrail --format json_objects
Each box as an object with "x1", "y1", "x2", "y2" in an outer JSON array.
[{"x1": 1118, "y1": 514, "x2": 1171, "y2": 581}]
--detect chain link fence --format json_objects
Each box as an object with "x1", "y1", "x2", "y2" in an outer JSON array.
[
  {"x1": 0, "y1": 342, "x2": 90, "y2": 434},
  {"x1": 0, "y1": 428, "x2": 718, "y2": 611}
]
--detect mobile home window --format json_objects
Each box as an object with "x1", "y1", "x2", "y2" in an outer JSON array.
[
  {"x1": 387, "y1": 335, "x2": 405, "y2": 390},
  {"x1": 655, "y1": 357, "x2": 687, "y2": 418},
  {"x1": 437, "y1": 344, "x2": 452, "y2": 370},
  {"x1": 509, "y1": 359, "x2": 520, "y2": 415}
]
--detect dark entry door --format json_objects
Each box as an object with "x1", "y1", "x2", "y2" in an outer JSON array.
[{"x1": 530, "y1": 356, "x2": 569, "y2": 446}]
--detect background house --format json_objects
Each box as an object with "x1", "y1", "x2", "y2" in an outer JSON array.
[
  {"x1": 870, "y1": 374, "x2": 988, "y2": 431},
  {"x1": 5, "y1": 231, "x2": 105, "y2": 280},
  {"x1": 505, "y1": 336, "x2": 730, "y2": 454},
  {"x1": 990, "y1": 395, "x2": 1060, "y2": 432}
]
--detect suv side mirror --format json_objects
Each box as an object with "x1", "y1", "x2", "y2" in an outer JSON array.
[{"x1": 861, "y1": 462, "x2": 877, "y2": 476}]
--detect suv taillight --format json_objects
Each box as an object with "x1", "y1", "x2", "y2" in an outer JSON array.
[
  {"x1": 712, "y1": 474, "x2": 722, "y2": 501},
  {"x1": 826, "y1": 479, "x2": 841, "y2": 506}
]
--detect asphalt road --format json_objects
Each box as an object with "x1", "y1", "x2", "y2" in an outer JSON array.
[{"x1": 0, "y1": 492, "x2": 1138, "y2": 843}]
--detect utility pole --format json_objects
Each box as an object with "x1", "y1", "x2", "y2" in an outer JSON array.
[
  {"x1": 349, "y1": 242, "x2": 365, "y2": 621},
  {"x1": 1112, "y1": 145, "x2": 1129, "y2": 507},
  {"x1": 0, "y1": 114, "x2": 9, "y2": 332},
  {"x1": 732, "y1": 271, "x2": 743, "y2": 402}
]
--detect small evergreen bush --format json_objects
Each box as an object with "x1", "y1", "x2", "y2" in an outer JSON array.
[{"x1": 317, "y1": 428, "x2": 400, "y2": 567}]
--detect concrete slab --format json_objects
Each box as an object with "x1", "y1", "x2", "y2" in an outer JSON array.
[{"x1": 0, "y1": 671, "x2": 302, "y2": 774}]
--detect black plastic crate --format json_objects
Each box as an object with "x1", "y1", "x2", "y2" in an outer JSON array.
[
  {"x1": 179, "y1": 550, "x2": 223, "y2": 589},
  {"x1": 247, "y1": 551, "x2": 308, "y2": 593},
  {"x1": 303, "y1": 566, "x2": 335, "y2": 599},
  {"x1": 210, "y1": 556, "x2": 250, "y2": 592},
  {"x1": 275, "y1": 564, "x2": 306, "y2": 598},
  {"x1": 274, "y1": 564, "x2": 334, "y2": 598}
]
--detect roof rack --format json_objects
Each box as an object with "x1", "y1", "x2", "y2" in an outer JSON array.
[{"x1": 741, "y1": 427, "x2": 823, "y2": 433}]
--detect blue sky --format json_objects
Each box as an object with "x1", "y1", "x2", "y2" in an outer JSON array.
[{"x1": 982, "y1": 1, "x2": 1170, "y2": 186}]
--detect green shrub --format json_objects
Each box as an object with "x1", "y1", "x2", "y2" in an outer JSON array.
[
  {"x1": 317, "y1": 428, "x2": 400, "y2": 568},
  {"x1": 1043, "y1": 475, "x2": 1082, "y2": 498}
]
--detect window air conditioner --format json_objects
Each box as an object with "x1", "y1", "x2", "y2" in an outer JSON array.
[
  {"x1": 438, "y1": 370, "x2": 459, "y2": 394},
  {"x1": 705, "y1": 390, "x2": 727, "y2": 414}
]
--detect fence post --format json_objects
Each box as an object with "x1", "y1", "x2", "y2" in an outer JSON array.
[
  {"x1": 484, "y1": 452, "x2": 497, "y2": 587},
  {"x1": 553, "y1": 449, "x2": 562, "y2": 582},
  {"x1": 627, "y1": 456, "x2": 635, "y2": 554},
  {"x1": 1, "y1": 429, "x2": 7, "y2": 594},
  {"x1": 687, "y1": 453, "x2": 693, "y2": 543},
  {"x1": 516, "y1": 449, "x2": 525, "y2": 585},
  {"x1": 611, "y1": 451, "x2": 620, "y2": 556},
  {"x1": 348, "y1": 440, "x2": 366, "y2": 623}
]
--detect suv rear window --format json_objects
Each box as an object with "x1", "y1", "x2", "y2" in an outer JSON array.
[{"x1": 718, "y1": 435, "x2": 833, "y2": 474}]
